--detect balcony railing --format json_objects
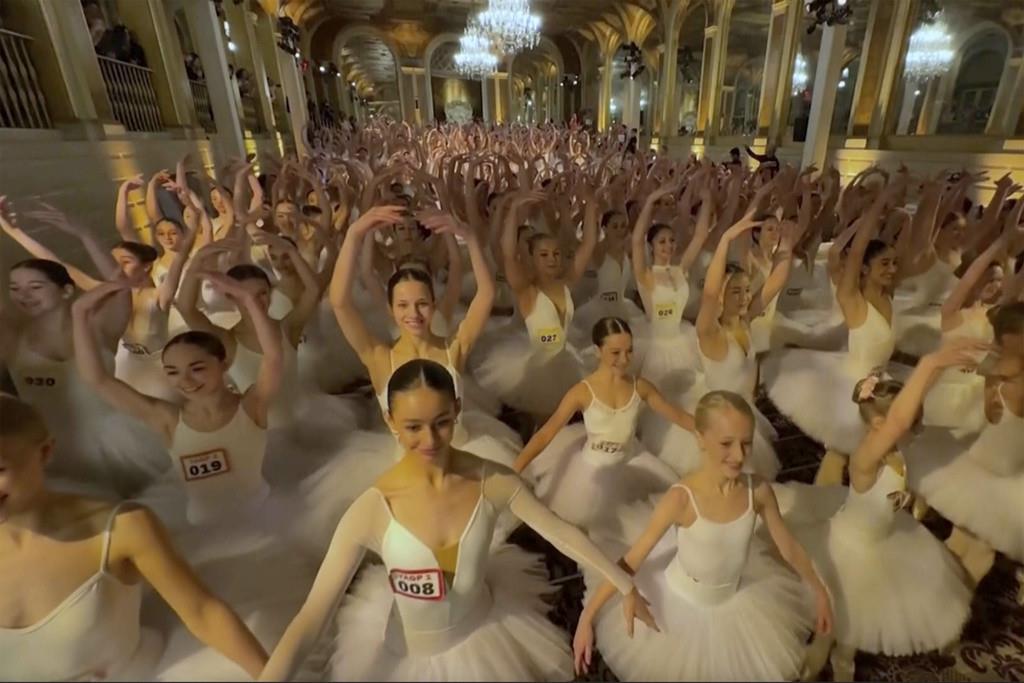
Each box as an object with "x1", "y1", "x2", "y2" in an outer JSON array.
[
  {"x1": 0, "y1": 29, "x2": 51, "y2": 129},
  {"x1": 240, "y1": 92, "x2": 263, "y2": 134},
  {"x1": 189, "y1": 79, "x2": 216, "y2": 133},
  {"x1": 97, "y1": 55, "x2": 163, "y2": 132}
]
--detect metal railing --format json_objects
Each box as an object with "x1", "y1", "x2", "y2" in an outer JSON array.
[
  {"x1": 97, "y1": 55, "x2": 163, "y2": 132},
  {"x1": 0, "y1": 29, "x2": 51, "y2": 129},
  {"x1": 240, "y1": 92, "x2": 263, "y2": 133},
  {"x1": 188, "y1": 79, "x2": 216, "y2": 133}
]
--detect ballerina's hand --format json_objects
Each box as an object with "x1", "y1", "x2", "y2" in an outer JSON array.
[
  {"x1": 197, "y1": 270, "x2": 250, "y2": 300},
  {"x1": 814, "y1": 588, "x2": 833, "y2": 636},
  {"x1": 349, "y1": 205, "x2": 406, "y2": 235},
  {"x1": 622, "y1": 587, "x2": 659, "y2": 637},
  {"x1": 250, "y1": 230, "x2": 294, "y2": 251},
  {"x1": 572, "y1": 619, "x2": 595, "y2": 676},
  {"x1": 927, "y1": 338, "x2": 993, "y2": 370},
  {"x1": 418, "y1": 211, "x2": 470, "y2": 240}
]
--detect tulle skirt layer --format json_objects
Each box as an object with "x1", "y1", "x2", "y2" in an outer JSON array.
[{"x1": 329, "y1": 545, "x2": 573, "y2": 681}]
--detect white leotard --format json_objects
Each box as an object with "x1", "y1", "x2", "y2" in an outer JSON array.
[
  {"x1": 645, "y1": 266, "x2": 688, "y2": 338},
  {"x1": 0, "y1": 504, "x2": 146, "y2": 681},
  {"x1": 595, "y1": 253, "x2": 631, "y2": 304},
  {"x1": 845, "y1": 302, "x2": 895, "y2": 377},
  {"x1": 700, "y1": 332, "x2": 756, "y2": 401},
  {"x1": 666, "y1": 476, "x2": 756, "y2": 606},
  {"x1": 833, "y1": 461, "x2": 907, "y2": 542},
  {"x1": 523, "y1": 286, "x2": 574, "y2": 355},
  {"x1": 970, "y1": 384, "x2": 1024, "y2": 476},
  {"x1": 580, "y1": 380, "x2": 642, "y2": 466},
  {"x1": 898, "y1": 259, "x2": 957, "y2": 310},
  {"x1": 375, "y1": 463, "x2": 496, "y2": 656},
  {"x1": 167, "y1": 404, "x2": 270, "y2": 526}
]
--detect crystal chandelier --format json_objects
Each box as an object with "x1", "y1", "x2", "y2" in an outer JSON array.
[
  {"x1": 476, "y1": 0, "x2": 541, "y2": 55},
  {"x1": 904, "y1": 14, "x2": 953, "y2": 80},
  {"x1": 454, "y1": 23, "x2": 498, "y2": 80},
  {"x1": 791, "y1": 53, "x2": 809, "y2": 95}
]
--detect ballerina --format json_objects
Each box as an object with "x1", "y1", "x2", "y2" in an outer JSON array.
[
  {"x1": 762, "y1": 181, "x2": 906, "y2": 485},
  {"x1": 643, "y1": 199, "x2": 789, "y2": 480},
  {"x1": 573, "y1": 390, "x2": 832, "y2": 682},
  {"x1": 259, "y1": 359, "x2": 656, "y2": 682},
  {"x1": 472, "y1": 185, "x2": 598, "y2": 423},
  {"x1": 512, "y1": 317, "x2": 693, "y2": 535},
  {"x1": 786, "y1": 341, "x2": 979, "y2": 681},
  {"x1": 630, "y1": 174, "x2": 712, "y2": 395},
  {"x1": 908, "y1": 302, "x2": 1024, "y2": 593},
  {"x1": 0, "y1": 394, "x2": 267, "y2": 681}
]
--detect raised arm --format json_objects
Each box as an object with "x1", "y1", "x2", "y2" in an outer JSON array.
[
  {"x1": 568, "y1": 186, "x2": 600, "y2": 285},
  {"x1": 259, "y1": 491, "x2": 376, "y2": 681},
  {"x1": 849, "y1": 341, "x2": 986, "y2": 480},
  {"x1": 328, "y1": 205, "x2": 405, "y2": 363},
  {"x1": 942, "y1": 223, "x2": 1013, "y2": 328},
  {"x1": 836, "y1": 184, "x2": 890, "y2": 307},
  {"x1": 118, "y1": 175, "x2": 147, "y2": 242},
  {"x1": 632, "y1": 183, "x2": 678, "y2": 288},
  {"x1": 696, "y1": 212, "x2": 760, "y2": 337},
  {"x1": 500, "y1": 193, "x2": 542, "y2": 294},
  {"x1": 254, "y1": 232, "x2": 320, "y2": 347},
  {"x1": 1, "y1": 203, "x2": 105, "y2": 290},
  {"x1": 513, "y1": 383, "x2": 588, "y2": 472},
  {"x1": 71, "y1": 280, "x2": 177, "y2": 437},
  {"x1": 174, "y1": 243, "x2": 237, "y2": 346},
  {"x1": 115, "y1": 505, "x2": 268, "y2": 678},
  {"x1": 145, "y1": 171, "x2": 168, "y2": 230},
  {"x1": 678, "y1": 183, "x2": 715, "y2": 272}
]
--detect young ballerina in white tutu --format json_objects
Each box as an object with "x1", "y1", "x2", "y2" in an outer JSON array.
[
  {"x1": 0, "y1": 394, "x2": 267, "y2": 681},
  {"x1": 643, "y1": 200, "x2": 789, "y2": 480},
  {"x1": 763, "y1": 181, "x2": 906, "y2": 485},
  {"x1": 785, "y1": 340, "x2": 981, "y2": 681},
  {"x1": 573, "y1": 390, "x2": 833, "y2": 682},
  {"x1": 908, "y1": 302, "x2": 1024, "y2": 592},
  {"x1": 513, "y1": 317, "x2": 693, "y2": 535},
  {"x1": 630, "y1": 175, "x2": 712, "y2": 395},
  {"x1": 260, "y1": 359, "x2": 656, "y2": 682},
  {"x1": 472, "y1": 185, "x2": 598, "y2": 422}
]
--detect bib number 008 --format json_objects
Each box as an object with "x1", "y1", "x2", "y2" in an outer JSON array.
[{"x1": 389, "y1": 568, "x2": 445, "y2": 601}]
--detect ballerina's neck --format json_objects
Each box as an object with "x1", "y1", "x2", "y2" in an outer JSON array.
[
  {"x1": 25, "y1": 304, "x2": 72, "y2": 338},
  {"x1": 395, "y1": 450, "x2": 456, "y2": 487},
  {"x1": 180, "y1": 381, "x2": 238, "y2": 417}
]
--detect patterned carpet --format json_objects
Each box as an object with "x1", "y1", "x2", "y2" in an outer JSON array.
[{"x1": 505, "y1": 395, "x2": 1024, "y2": 682}]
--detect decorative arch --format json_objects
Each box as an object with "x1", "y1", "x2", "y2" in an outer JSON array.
[
  {"x1": 331, "y1": 23, "x2": 408, "y2": 121},
  {"x1": 422, "y1": 32, "x2": 462, "y2": 122},
  {"x1": 932, "y1": 19, "x2": 1013, "y2": 134}
]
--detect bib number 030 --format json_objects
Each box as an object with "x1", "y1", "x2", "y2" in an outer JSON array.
[{"x1": 389, "y1": 568, "x2": 445, "y2": 601}]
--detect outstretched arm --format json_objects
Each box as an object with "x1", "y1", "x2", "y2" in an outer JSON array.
[
  {"x1": 636, "y1": 378, "x2": 695, "y2": 432},
  {"x1": 513, "y1": 384, "x2": 587, "y2": 472}
]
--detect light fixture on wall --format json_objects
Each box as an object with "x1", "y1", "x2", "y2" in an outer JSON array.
[
  {"x1": 792, "y1": 53, "x2": 809, "y2": 95},
  {"x1": 904, "y1": 12, "x2": 953, "y2": 80},
  {"x1": 228, "y1": 40, "x2": 238, "y2": 52},
  {"x1": 476, "y1": 0, "x2": 541, "y2": 55}
]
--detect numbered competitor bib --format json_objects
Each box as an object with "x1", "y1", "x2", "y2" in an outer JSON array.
[
  {"x1": 122, "y1": 341, "x2": 151, "y2": 356},
  {"x1": 785, "y1": 287, "x2": 803, "y2": 297},
  {"x1": 600, "y1": 291, "x2": 619, "y2": 303},
  {"x1": 389, "y1": 568, "x2": 446, "y2": 601},
  {"x1": 22, "y1": 375, "x2": 57, "y2": 388},
  {"x1": 655, "y1": 302, "x2": 677, "y2": 319},
  {"x1": 537, "y1": 327, "x2": 562, "y2": 346},
  {"x1": 590, "y1": 440, "x2": 624, "y2": 455},
  {"x1": 180, "y1": 449, "x2": 231, "y2": 481}
]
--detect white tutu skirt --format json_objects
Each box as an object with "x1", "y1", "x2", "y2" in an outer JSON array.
[
  {"x1": 471, "y1": 333, "x2": 584, "y2": 419},
  {"x1": 907, "y1": 426, "x2": 1024, "y2": 562},
  {"x1": 762, "y1": 349, "x2": 867, "y2": 454},
  {"x1": 584, "y1": 501, "x2": 813, "y2": 682},
  {"x1": 791, "y1": 501, "x2": 972, "y2": 655},
  {"x1": 522, "y1": 424, "x2": 678, "y2": 538},
  {"x1": 635, "y1": 327, "x2": 703, "y2": 399},
  {"x1": 329, "y1": 545, "x2": 573, "y2": 681},
  {"x1": 148, "y1": 530, "x2": 323, "y2": 681},
  {"x1": 769, "y1": 307, "x2": 848, "y2": 352},
  {"x1": 893, "y1": 306, "x2": 943, "y2": 358},
  {"x1": 297, "y1": 301, "x2": 368, "y2": 394}
]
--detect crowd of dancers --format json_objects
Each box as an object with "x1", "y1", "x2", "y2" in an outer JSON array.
[{"x1": 1, "y1": 119, "x2": 1022, "y2": 682}]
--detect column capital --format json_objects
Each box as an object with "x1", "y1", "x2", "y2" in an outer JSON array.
[{"x1": 704, "y1": 25, "x2": 720, "y2": 38}]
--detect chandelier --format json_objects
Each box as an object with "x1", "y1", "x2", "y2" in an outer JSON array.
[
  {"x1": 454, "y1": 23, "x2": 498, "y2": 80},
  {"x1": 792, "y1": 53, "x2": 809, "y2": 95},
  {"x1": 904, "y1": 14, "x2": 953, "y2": 80},
  {"x1": 476, "y1": 0, "x2": 541, "y2": 55}
]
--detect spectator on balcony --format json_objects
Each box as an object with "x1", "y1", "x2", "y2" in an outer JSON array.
[
  {"x1": 82, "y1": 0, "x2": 108, "y2": 47},
  {"x1": 185, "y1": 52, "x2": 204, "y2": 82},
  {"x1": 96, "y1": 24, "x2": 147, "y2": 68},
  {"x1": 236, "y1": 68, "x2": 255, "y2": 99}
]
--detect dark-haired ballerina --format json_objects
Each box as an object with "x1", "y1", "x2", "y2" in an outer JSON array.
[
  {"x1": 296, "y1": 204, "x2": 522, "y2": 552},
  {"x1": 71, "y1": 272, "x2": 322, "y2": 680},
  {"x1": 473, "y1": 186, "x2": 598, "y2": 423},
  {"x1": 261, "y1": 358, "x2": 656, "y2": 682},
  {"x1": 763, "y1": 182, "x2": 908, "y2": 485},
  {"x1": 513, "y1": 317, "x2": 692, "y2": 535}
]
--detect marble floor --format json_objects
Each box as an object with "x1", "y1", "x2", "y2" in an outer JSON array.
[{"x1": 507, "y1": 395, "x2": 1024, "y2": 682}]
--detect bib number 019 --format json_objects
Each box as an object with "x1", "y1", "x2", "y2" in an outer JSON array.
[{"x1": 180, "y1": 449, "x2": 232, "y2": 482}]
